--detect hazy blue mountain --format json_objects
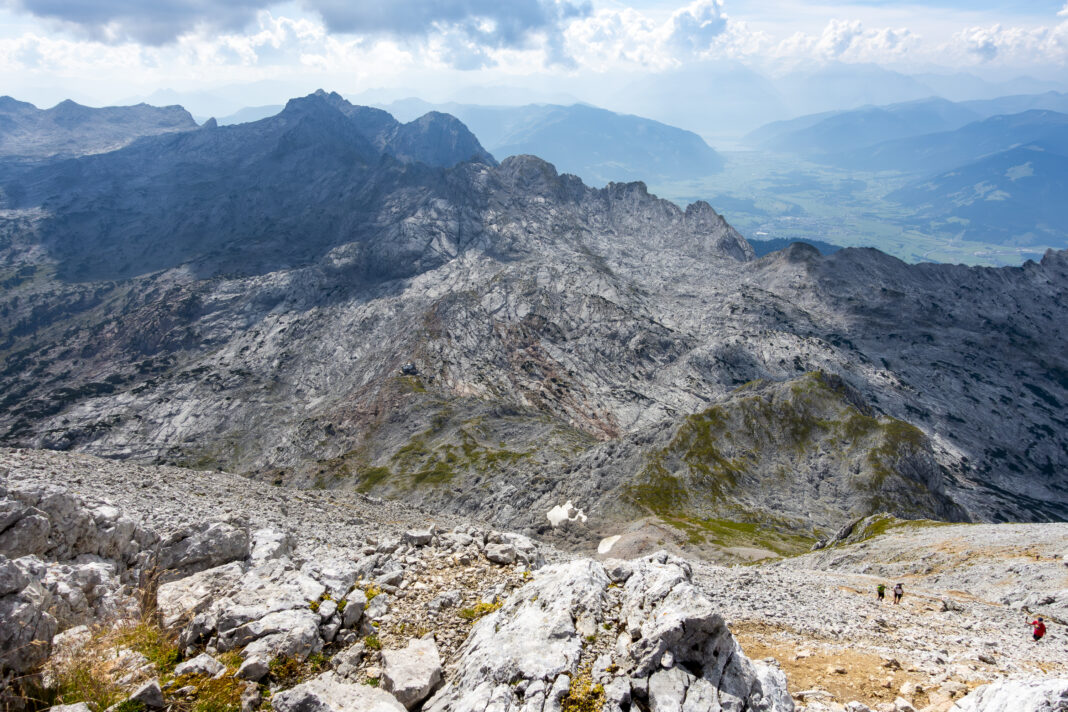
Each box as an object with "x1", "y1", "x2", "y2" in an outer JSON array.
[
  {"x1": 216, "y1": 105, "x2": 283, "y2": 125},
  {"x1": 889, "y1": 142, "x2": 1068, "y2": 247},
  {"x1": 771, "y1": 64, "x2": 941, "y2": 117},
  {"x1": 830, "y1": 110, "x2": 1068, "y2": 174},
  {"x1": 381, "y1": 99, "x2": 725, "y2": 185},
  {"x1": 915, "y1": 74, "x2": 1067, "y2": 102},
  {"x1": 616, "y1": 61, "x2": 789, "y2": 138},
  {"x1": 962, "y1": 91, "x2": 1068, "y2": 119},
  {"x1": 0, "y1": 96, "x2": 197, "y2": 161},
  {"x1": 746, "y1": 97, "x2": 982, "y2": 156}
]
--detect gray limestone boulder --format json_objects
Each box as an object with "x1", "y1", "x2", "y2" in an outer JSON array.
[
  {"x1": 423, "y1": 555, "x2": 792, "y2": 712},
  {"x1": 951, "y1": 678, "x2": 1068, "y2": 711},
  {"x1": 155, "y1": 521, "x2": 250, "y2": 582},
  {"x1": 340, "y1": 591, "x2": 365, "y2": 628},
  {"x1": 42, "y1": 556, "x2": 130, "y2": 628},
  {"x1": 403, "y1": 529, "x2": 433, "y2": 547},
  {"x1": 175, "y1": 557, "x2": 328, "y2": 660},
  {"x1": 157, "y1": 561, "x2": 246, "y2": 628},
  {"x1": 424, "y1": 559, "x2": 609, "y2": 711},
  {"x1": 128, "y1": 679, "x2": 164, "y2": 708},
  {"x1": 271, "y1": 672, "x2": 405, "y2": 712},
  {"x1": 485, "y1": 543, "x2": 516, "y2": 565},
  {"x1": 382, "y1": 638, "x2": 443, "y2": 709},
  {"x1": 250, "y1": 529, "x2": 294, "y2": 564},
  {"x1": 0, "y1": 556, "x2": 58, "y2": 673},
  {"x1": 0, "y1": 500, "x2": 50, "y2": 559},
  {"x1": 2, "y1": 483, "x2": 152, "y2": 565},
  {"x1": 174, "y1": 652, "x2": 226, "y2": 678},
  {"x1": 236, "y1": 656, "x2": 270, "y2": 682},
  {"x1": 48, "y1": 704, "x2": 93, "y2": 712}
]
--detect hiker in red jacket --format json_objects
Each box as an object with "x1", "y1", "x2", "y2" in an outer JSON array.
[{"x1": 1031, "y1": 617, "x2": 1046, "y2": 642}]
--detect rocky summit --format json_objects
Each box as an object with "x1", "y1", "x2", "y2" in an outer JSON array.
[{"x1": 1, "y1": 92, "x2": 1066, "y2": 552}]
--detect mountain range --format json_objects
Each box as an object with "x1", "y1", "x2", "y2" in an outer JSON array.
[
  {"x1": 746, "y1": 93, "x2": 1068, "y2": 163},
  {"x1": 216, "y1": 99, "x2": 726, "y2": 186},
  {"x1": 1, "y1": 90, "x2": 1066, "y2": 550},
  {"x1": 0, "y1": 96, "x2": 197, "y2": 163},
  {"x1": 746, "y1": 95, "x2": 1068, "y2": 247}
]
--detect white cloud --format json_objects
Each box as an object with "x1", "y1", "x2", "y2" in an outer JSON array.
[
  {"x1": 667, "y1": 0, "x2": 728, "y2": 55},
  {"x1": 952, "y1": 20, "x2": 1068, "y2": 66},
  {"x1": 2, "y1": 0, "x2": 1067, "y2": 107},
  {"x1": 775, "y1": 19, "x2": 915, "y2": 63}
]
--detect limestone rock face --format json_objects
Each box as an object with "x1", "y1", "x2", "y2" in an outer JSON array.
[
  {"x1": 0, "y1": 555, "x2": 57, "y2": 673},
  {"x1": 271, "y1": 672, "x2": 406, "y2": 712},
  {"x1": 173, "y1": 652, "x2": 226, "y2": 678},
  {"x1": 157, "y1": 561, "x2": 247, "y2": 628},
  {"x1": 424, "y1": 554, "x2": 792, "y2": 712},
  {"x1": 951, "y1": 678, "x2": 1068, "y2": 712},
  {"x1": 0, "y1": 482, "x2": 153, "y2": 564},
  {"x1": 381, "y1": 638, "x2": 444, "y2": 709},
  {"x1": 154, "y1": 521, "x2": 250, "y2": 582}
]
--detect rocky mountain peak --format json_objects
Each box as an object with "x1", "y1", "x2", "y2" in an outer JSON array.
[
  {"x1": 392, "y1": 110, "x2": 497, "y2": 168},
  {"x1": 0, "y1": 96, "x2": 35, "y2": 114}
]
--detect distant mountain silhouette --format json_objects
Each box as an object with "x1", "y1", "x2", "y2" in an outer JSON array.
[
  {"x1": 382, "y1": 99, "x2": 724, "y2": 185},
  {"x1": 0, "y1": 96, "x2": 197, "y2": 161}
]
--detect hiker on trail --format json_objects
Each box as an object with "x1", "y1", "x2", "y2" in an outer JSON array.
[
  {"x1": 1031, "y1": 617, "x2": 1046, "y2": 642},
  {"x1": 877, "y1": 583, "x2": 886, "y2": 601},
  {"x1": 893, "y1": 583, "x2": 904, "y2": 604}
]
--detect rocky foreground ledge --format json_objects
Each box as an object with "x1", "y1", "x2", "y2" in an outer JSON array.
[{"x1": 2, "y1": 448, "x2": 1067, "y2": 712}]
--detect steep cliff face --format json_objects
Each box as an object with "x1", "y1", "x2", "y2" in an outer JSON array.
[{"x1": 0, "y1": 93, "x2": 1065, "y2": 544}]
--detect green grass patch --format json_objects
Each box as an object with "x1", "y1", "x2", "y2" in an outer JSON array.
[
  {"x1": 832, "y1": 513, "x2": 956, "y2": 547},
  {"x1": 662, "y1": 514, "x2": 816, "y2": 556},
  {"x1": 458, "y1": 598, "x2": 502, "y2": 621}
]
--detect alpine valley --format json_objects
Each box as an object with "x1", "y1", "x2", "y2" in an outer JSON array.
[{"x1": 1, "y1": 89, "x2": 1067, "y2": 558}]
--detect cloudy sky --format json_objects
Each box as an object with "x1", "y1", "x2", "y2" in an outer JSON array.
[{"x1": 2, "y1": 0, "x2": 1067, "y2": 115}]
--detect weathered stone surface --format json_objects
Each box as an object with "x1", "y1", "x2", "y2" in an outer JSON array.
[
  {"x1": 0, "y1": 557, "x2": 57, "y2": 673},
  {"x1": 49, "y1": 704, "x2": 93, "y2": 712},
  {"x1": 173, "y1": 652, "x2": 225, "y2": 678},
  {"x1": 128, "y1": 679, "x2": 164, "y2": 708},
  {"x1": 155, "y1": 521, "x2": 249, "y2": 582},
  {"x1": 425, "y1": 559, "x2": 608, "y2": 711},
  {"x1": 0, "y1": 554, "x2": 28, "y2": 595},
  {"x1": 951, "y1": 678, "x2": 1068, "y2": 711},
  {"x1": 0, "y1": 501, "x2": 49, "y2": 559},
  {"x1": 236, "y1": 656, "x2": 270, "y2": 682},
  {"x1": 43, "y1": 556, "x2": 130, "y2": 627},
  {"x1": 271, "y1": 672, "x2": 405, "y2": 712},
  {"x1": 1, "y1": 483, "x2": 151, "y2": 566},
  {"x1": 382, "y1": 638, "x2": 443, "y2": 709},
  {"x1": 403, "y1": 529, "x2": 433, "y2": 547},
  {"x1": 157, "y1": 561, "x2": 246, "y2": 628},
  {"x1": 485, "y1": 543, "x2": 516, "y2": 565},
  {"x1": 250, "y1": 529, "x2": 294, "y2": 564},
  {"x1": 424, "y1": 555, "x2": 789, "y2": 712}
]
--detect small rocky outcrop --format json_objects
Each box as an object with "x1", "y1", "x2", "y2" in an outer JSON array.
[
  {"x1": 424, "y1": 553, "x2": 792, "y2": 711},
  {"x1": 271, "y1": 672, "x2": 405, "y2": 712},
  {"x1": 0, "y1": 554, "x2": 57, "y2": 673},
  {"x1": 951, "y1": 678, "x2": 1068, "y2": 711},
  {"x1": 381, "y1": 637, "x2": 443, "y2": 709}
]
